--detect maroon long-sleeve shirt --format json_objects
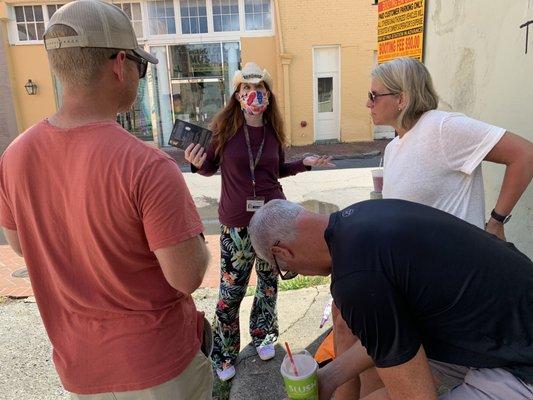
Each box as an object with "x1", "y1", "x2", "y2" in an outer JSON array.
[{"x1": 192, "y1": 123, "x2": 309, "y2": 227}]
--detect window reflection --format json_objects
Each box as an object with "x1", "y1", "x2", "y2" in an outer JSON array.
[{"x1": 318, "y1": 77, "x2": 333, "y2": 113}]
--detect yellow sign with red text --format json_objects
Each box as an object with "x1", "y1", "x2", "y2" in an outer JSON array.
[{"x1": 378, "y1": 0, "x2": 425, "y2": 64}]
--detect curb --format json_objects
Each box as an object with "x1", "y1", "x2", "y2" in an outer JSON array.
[
  {"x1": 330, "y1": 150, "x2": 381, "y2": 160},
  {"x1": 291, "y1": 150, "x2": 381, "y2": 161}
]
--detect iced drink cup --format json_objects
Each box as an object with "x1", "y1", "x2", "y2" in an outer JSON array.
[
  {"x1": 371, "y1": 169, "x2": 384, "y2": 193},
  {"x1": 280, "y1": 350, "x2": 319, "y2": 400}
]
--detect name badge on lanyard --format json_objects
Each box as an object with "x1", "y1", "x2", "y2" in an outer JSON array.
[
  {"x1": 246, "y1": 196, "x2": 265, "y2": 212},
  {"x1": 244, "y1": 124, "x2": 266, "y2": 213}
]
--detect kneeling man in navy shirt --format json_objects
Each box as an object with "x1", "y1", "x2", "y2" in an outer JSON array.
[{"x1": 249, "y1": 199, "x2": 533, "y2": 400}]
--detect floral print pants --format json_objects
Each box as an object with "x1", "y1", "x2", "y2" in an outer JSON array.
[{"x1": 211, "y1": 224, "x2": 279, "y2": 371}]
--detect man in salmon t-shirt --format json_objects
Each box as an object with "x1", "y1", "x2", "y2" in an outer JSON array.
[{"x1": 0, "y1": 1, "x2": 212, "y2": 398}]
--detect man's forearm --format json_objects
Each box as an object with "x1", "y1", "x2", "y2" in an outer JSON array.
[{"x1": 319, "y1": 340, "x2": 375, "y2": 399}]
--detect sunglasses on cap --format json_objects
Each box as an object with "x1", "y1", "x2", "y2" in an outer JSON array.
[
  {"x1": 272, "y1": 240, "x2": 299, "y2": 280},
  {"x1": 110, "y1": 51, "x2": 149, "y2": 79}
]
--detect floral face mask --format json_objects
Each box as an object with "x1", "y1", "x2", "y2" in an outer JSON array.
[{"x1": 239, "y1": 90, "x2": 269, "y2": 115}]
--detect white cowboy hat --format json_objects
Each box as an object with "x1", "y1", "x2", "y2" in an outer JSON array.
[{"x1": 232, "y1": 62, "x2": 272, "y2": 91}]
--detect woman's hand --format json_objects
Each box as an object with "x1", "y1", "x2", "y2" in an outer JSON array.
[
  {"x1": 184, "y1": 143, "x2": 207, "y2": 169},
  {"x1": 303, "y1": 155, "x2": 335, "y2": 168}
]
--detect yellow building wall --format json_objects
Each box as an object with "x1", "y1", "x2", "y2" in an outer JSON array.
[
  {"x1": 1, "y1": 0, "x2": 60, "y2": 133},
  {"x1": 7, "y1": 44, "x2": 56, "y2": 131},
  {"x1": 240, "y1": 36, "x2": 280, "y2": 102},
  {"x1": 277, "y1": 0, "x2": 377, "y2": 145}
]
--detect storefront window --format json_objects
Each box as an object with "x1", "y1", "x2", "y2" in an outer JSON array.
[
  {"x1": 151, "y1": 46, "x2": 174, "y2": 146},
  {"x1": 170, "y1": 43, "x2": 223, "y2": 78},
  {"x1": 116, "y1": 78, "x2": 153, "y2": 141},
  {"x1": 150, "y1": 42, "x2": 240, "y2": 140},
  {"x1": 223, "y1": 42, "x2": 240, "y2": 98}
]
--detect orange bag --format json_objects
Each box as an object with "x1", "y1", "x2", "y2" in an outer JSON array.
[{"x1": 314, "y1": 329, "x2": 335, "y2": 367}]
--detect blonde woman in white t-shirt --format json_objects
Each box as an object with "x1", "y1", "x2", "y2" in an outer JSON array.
[
  {"x1": 331, "y1": 57, "x2": 533, "y2": 400},
  {"x1": 372, "y1": 57, "x2": 532, "y2": 235}
]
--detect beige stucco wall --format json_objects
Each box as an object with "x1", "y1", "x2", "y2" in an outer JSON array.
[
  {"x1": 1, "y1": 0, "x2": 57, "y2": 133},
  {"x1": 424, "y1": 0, "x2": 533, "y2": 257},
  {"x1": 277, "y1": 0, "x2": 377, "y2": 145},
  {"x1": 241, "y1": 36, "x2": 280, "y2": 101},
  {"x1": 6, "y1": 44, "x2": 56, "y2": 131}
]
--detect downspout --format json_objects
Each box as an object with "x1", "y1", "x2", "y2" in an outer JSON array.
[{"x1": 273, "y1": 0, "x2": 293, "y2": 145}]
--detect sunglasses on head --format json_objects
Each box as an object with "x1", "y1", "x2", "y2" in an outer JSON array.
[
  {"x1": 272, "y1": 240, "x2": 299, "y2": 280},
  {"x1": 110, "y1": 51, "x2": 148, "y2": 79}
]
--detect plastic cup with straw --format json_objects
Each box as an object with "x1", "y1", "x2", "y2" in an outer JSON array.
[{"x1": 280, "y1": 342, "x2": 319, "y2": 399}]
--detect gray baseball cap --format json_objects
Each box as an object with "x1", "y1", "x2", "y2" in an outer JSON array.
[{"x1": 43, "y1": 0, "x2": 158, "y2": 64}]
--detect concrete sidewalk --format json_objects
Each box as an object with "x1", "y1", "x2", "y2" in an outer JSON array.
[
  {"x1": 229, "y1": 285, "x2": 332, "y2": 400},
  {"x1": 0, "y1": 285, "x2": 332, "y2": 400}
]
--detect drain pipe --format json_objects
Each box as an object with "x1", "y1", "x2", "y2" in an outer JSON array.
[{"x1": 273, "y1": 0, "x2": 293, "y2": 145}]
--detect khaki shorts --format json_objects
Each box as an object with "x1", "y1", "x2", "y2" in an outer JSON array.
[
  {"x1": 71, "y1": 318, "x2": 214, "y2": 400},
  {"x1": 429, "y1": 359, "x2": 533, "y2": 400}
]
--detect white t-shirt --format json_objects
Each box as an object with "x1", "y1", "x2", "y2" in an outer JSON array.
[{"x1": 382, "y1": 110, "x2": 506, "y2": 228}]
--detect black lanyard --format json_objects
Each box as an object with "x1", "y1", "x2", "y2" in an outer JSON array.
[{"x1": 243, "y1": 124, "x2": 266, "y2": 197}]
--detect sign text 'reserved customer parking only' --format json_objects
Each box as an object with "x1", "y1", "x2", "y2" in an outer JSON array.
[{"x1": 378, "y1": 0, "x2": 425, "y2": 63}]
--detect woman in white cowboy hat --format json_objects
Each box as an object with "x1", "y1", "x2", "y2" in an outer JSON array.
[{"x1": 185, "y1": 61, "x2": 333, "y2": 381}]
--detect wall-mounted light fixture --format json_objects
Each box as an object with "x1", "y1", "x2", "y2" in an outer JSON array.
[{"x1": 24, "y1": 79, "x2": 37, "y2": 95}]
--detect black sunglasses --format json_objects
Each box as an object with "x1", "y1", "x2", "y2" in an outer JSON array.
[
  {"x1": 368, "y1": 91, "x2": 396, "y2": 102},
  {"x1": 272, "y1": 240, "x2": 298, "y2": 280},
  {"x1": 110, "y1": 51, "x2": 148, "y2": 79}
]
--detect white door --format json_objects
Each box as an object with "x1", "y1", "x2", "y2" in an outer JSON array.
[{"x1": 314, "y1": 46, "x2": 340, "y2": 141}]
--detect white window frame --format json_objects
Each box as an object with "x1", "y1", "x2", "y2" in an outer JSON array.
[
  {"x1": 241, "y1": 0, "x2": 273, "y2": 34},
  {"x1": 7, "y1": 0, "x2": 274, "y2": 46},
  {"x1": 45, "y1": 3, "x2": 66, "y2": 20},
  {"x1": 7, "y1": 4, "x2": 65, "y2": 45},
  {"x1": 146, "y1": 0, "x2": 273, "y2": 44},
  {"x1": 211, "y1": 0, "x2": 241, "y2": 33},
  {"x1": 113, "y1": 1, "x2": 146, "y2": 41},
  {"x1": 145, "y1": 0, "x2": 179, "y2": 37},
  {"x1": 177, "y1": 0, "x2": 209, "y2": 35}
]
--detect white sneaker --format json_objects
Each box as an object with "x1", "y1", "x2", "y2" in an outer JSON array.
[
  {"x1": 256, "y1": 343, "x2": 275, "y2": 361},
  {"x1": 216, "y1": 365, "x2": 236, "y2": 381}
]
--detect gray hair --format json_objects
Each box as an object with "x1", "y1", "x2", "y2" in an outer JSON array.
[
  {"x1": 372, "y1": 57, "x2": 439, "y2": 131},
  {"x1": 249, "y1": 199, "x2": 304, "y2": 264},
  {"x1": 45, "y1": 24, "x2": 120, "y2": 89}
]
